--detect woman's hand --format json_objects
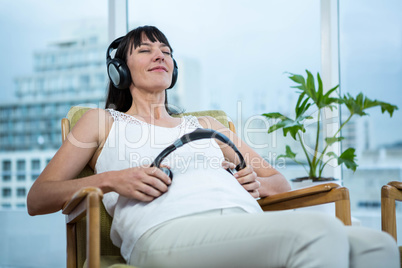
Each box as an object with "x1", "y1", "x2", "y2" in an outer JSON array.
[
  {"x1": 109, "y1": 165, "x2": 172, "y2": 202},
  {"x1": 222, "y1": 161, "x2": 261, "y2": 198}
]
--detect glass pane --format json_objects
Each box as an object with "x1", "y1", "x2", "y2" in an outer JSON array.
[
  {"x1": 0, "y1": 0, "x2": 108, "y2": 266},
  {"x1": 17, "y1": 160, "x2": 25, "y2": 171},
  {"x1": 31, "y1": 159, "x2": 41, "y2": 171},
  {"x1": 2, "y1": 160, "x2": 11, "y2": 171},
  {"x1": 2, "y1": 188, "x2": 11, "y2": 198},
  {"x1": 339, "y1": 0, "x2": 402, "y2": 243},
  {"x1": 17, "y1": 188, "x2": 26, "y2": 197},
  {"x1": 128, "y1": 0, "x2": 321, "y2": 180}
]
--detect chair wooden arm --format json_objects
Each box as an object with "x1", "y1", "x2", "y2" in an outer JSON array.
[
  {"x1": 387, "y1": 181, "x2": 402, "y2": 191},
  {"x1": 258, "y1": 183, "x2": 351, "y2": 225},
  {"x1": 62, "y1": 187, "x2": 103, "y2": 268},
  {"x1": 381, "y1": 182, "x2": 402, "y2": 241}
]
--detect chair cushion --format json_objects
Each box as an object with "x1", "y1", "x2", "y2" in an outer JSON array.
[
  {"x1": 67, "y1": 106, "x2": 232, "y2": 129},
  {"x1": 108, "y1": 265, "x2": 138, "y2": 268},
  {"x1": 67, "y1": 106, "x2": 92, "y2": 127},
  {"x1": 177, "y1": 110, "x2": 232, "y2": 129}
]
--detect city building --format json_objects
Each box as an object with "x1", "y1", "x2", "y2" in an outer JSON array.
[{"x1": 0, "y1": 33, "x2": 108, "y2": 209}]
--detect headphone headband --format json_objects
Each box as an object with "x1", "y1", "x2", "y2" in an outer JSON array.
[
  {"x1": 106, "y1": 36, "x2": 124, "y2": 63},
  {"x1": 151, "y1": 128, "x2": 246, "y2": 172}
]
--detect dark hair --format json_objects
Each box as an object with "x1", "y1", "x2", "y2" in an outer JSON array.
[{"x1": 105, "y1": 25, "x2": 179, "y2": 114}]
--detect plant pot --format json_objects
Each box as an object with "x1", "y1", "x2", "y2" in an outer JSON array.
[
  {"x1": 291, "y1": 177, "x2": 341, "y2": 189},
  {"x1": 291, "y1": 177, "x2": 341, "y2": 216}
]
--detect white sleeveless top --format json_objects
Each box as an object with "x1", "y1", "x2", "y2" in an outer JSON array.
[{"x1": 95, "y1": 109, "x2": 263, "y2": 261}]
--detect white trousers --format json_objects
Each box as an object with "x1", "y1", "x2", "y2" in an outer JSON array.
[{"x1": 130, "y1": 208, "x2": 399, "y2": 268}]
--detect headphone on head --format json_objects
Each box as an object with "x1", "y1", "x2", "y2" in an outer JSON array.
[
  {"x1": 151, "y1": 128, "x2": 247, "y2": 180},
  {"x1": 106, "y1": 36, "x2": 178, "y2": 90}
]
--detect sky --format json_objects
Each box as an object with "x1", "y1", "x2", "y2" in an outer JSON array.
[
  {"x1": 0, "y1": 0, "x2": 401, "y2": 149},
  {"x1": 0, "y1": 0, "x2": 108, "y2": 102}
]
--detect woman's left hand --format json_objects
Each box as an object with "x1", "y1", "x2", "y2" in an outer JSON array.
[{"x1": 221, "y1": 161, "x2": 261, "y2": 198}]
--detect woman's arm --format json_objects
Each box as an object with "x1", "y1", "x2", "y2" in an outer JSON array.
[
  {"x1": 27, "y1": 109, "x2": 171, "y2": 216},
  {"x1": 27, "y1": 108, "x2": 109, "y2": 215},
  {"x1": 198, "y1": 116, "x2": 291, "y2": 198}
]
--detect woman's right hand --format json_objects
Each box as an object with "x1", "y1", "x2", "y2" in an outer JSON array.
[{"x1": 108, "y1": 165, "x2": 172, "y2": 202}]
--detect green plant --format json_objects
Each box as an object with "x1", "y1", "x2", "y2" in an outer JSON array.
[{"x1": 262, "y1": 70, "x2": 398, "y2": 180}]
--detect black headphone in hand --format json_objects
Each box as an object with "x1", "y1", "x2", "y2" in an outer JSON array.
[
  {"x1": 106, "y1": 36, "x2": 179, "y2": 90},
  {"x1": 150, "y1": 128, "x2": 246, "y2": 180}
]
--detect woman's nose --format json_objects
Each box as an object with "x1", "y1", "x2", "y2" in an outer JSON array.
[{"x1": 153, "y1": 50, "x2": 165, "y2": 62}]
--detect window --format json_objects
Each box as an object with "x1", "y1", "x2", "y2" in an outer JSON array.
[
  {"x1": 0, "y1": 0, "x2": 108, "y2": 266},
  {"x1": 2, "y1": 188, "x2": 11, "y2": 198},
  {"x1": 31, "y1": 159, "x2": 41, "y2": 171},
  {"x1": 2, "y1": 160, "x2": 11, "y2": 171},
  {"x1": 15, "y1": 121, "x2": 24, "y2": 132},
  {"x1": 16, "y1": 188, "x2": 26, "y2": 197},
  {"x1": 128, "y1": 0, "x2": 321, "y2": 177},
  {"x1": 339, "y1": 0, "x2": 402, "y2": 238},
  {"x1": 2, "y1": 175, "x2": 11, "y2": 182},
  {"x1": 15, "y1": 135, "x2": 24, "y2": 148},
  {"x1": 16, "y1": 160, "x2": 25, "y2": 171},
  {"x1": 79, "y1": 75, "x2": 90, "y2": 88}
]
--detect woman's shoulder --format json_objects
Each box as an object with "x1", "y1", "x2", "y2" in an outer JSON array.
[
  {"x1": 72, "y1": 108, "x2": 114, "y2": 135},
  {"x1": 196, "y1": 115, "x2": 225, "y2": 129},
  {"x1": 79, "y1": 108, "x2": 113, "y2": 123}
]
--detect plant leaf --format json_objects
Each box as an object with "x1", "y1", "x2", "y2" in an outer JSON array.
[
  {"x1": 262, "y1": 110, "x2": 308, "y2": 140},
  {"x1": 262, "y1": 112, "x2": 287, "y2": 119},
  {"x1": 321, "y1": 85, "x2": 341, "y2": 110},
  {"x1": 341, "y1": 92, "x2": 398, "y2": 117},
  {"x1": 317, "y1": 72, "x2": 323, "y2": 106},
  {"x1": 289, "y1": 70, "x2": 341, "y2": 109},
  {"x1": 288, "y1": 73, "x2": 306, "y2": 87},
  {"x1": 283, "y1": 125, "x2": 305, "y2": 140},
  {"x1": 338, "y1": 148, "x2": 358, "y2": 172},
  {"x1": 325, "y1": 137, "x2": 345, "y2": 146},
  {"x1": 277, "y1": 145, "x2": 297, "y2": 160},
  {"x1": 305, "y1": 70, "x2": 317, "y2": 102},
  {"x1": 326, "y1": 152, "x2": 338, "y2": 158},
  {"x1": 268, "y1": 121, "x2": 288, "y2": 133}
]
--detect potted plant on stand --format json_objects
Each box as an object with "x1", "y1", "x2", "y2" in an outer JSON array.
[{"x1": 262, "y1": 70, "x2": 398, "y2": 189}]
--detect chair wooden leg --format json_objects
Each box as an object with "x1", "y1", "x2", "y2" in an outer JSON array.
[
  {"x1": 382, "y1": 185, "x2": 397, "y2": 241},
  {"x1": 335, "y1": 198, "x2": 352, "y2": 225},
  {"x1": 333, "y1": 187, "x2": 352, "y2": 226},
  {"x1": 87, "y1": 191, "x2": 101, "y2": 268},
  {"x1": 66, "y1": 223, "x2": 77, "y2": 268}
]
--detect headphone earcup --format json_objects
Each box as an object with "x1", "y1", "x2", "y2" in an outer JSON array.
[
  {"x1": 107, "y1": 58, "x2": 132, "y2": 89},
  {"x1": 160, "y1": 167, "x2": 173, "y2": 180},
  {"x1": 168, "y1": 59, "x2": 178, "y2": 89}
]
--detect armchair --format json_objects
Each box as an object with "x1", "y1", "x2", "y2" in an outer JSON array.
[
  {"x1": 61, "y1": 106, "x2": 352, "y2": 268},
  {"x1": 381, "y1": 181, "x2": 402, "y2": 265}
]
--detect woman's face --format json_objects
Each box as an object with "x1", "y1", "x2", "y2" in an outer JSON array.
[{"x1": 126, "y1": 34, "x2": 174, "y2": 92}]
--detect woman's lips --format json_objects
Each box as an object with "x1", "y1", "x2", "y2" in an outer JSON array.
[{"x1": 149, "y1": 66, "x2": 167, "y2": 72}]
